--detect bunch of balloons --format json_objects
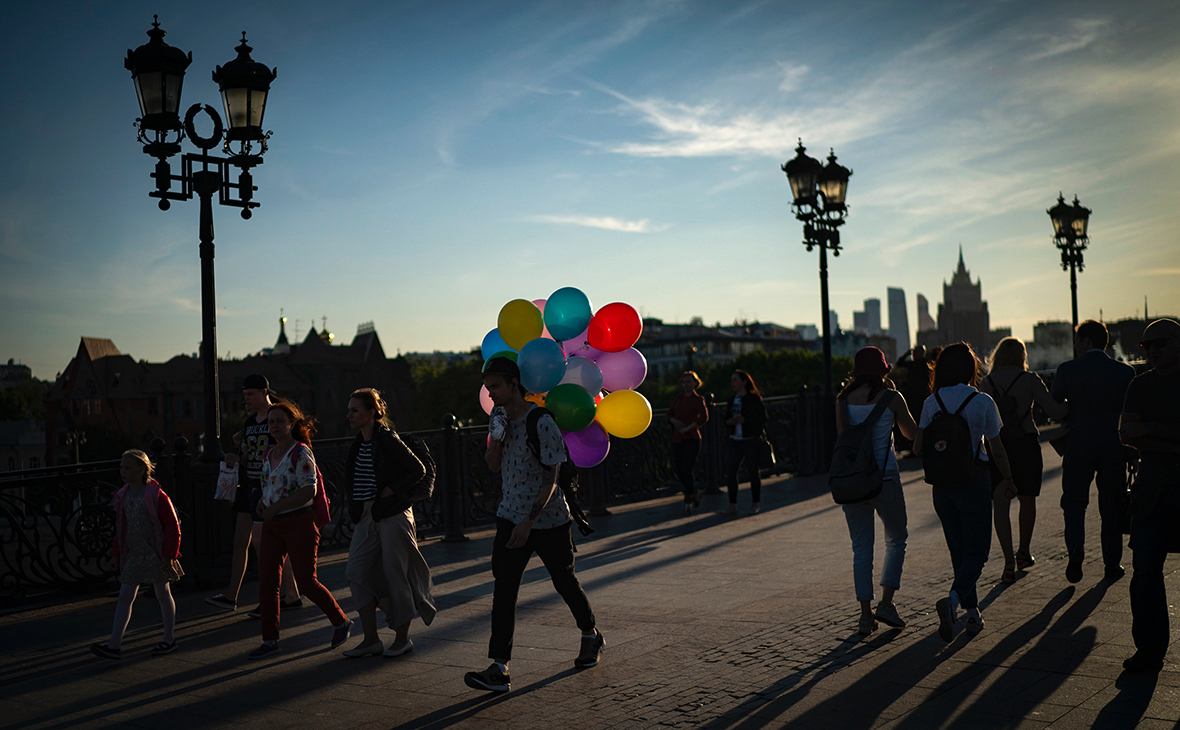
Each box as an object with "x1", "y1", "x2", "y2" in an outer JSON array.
[{"x1": 479, "y1": 287, "x2": 651, "y2": 468}]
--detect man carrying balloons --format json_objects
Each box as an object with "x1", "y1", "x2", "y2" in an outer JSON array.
[{"x1": 463, "y1": 356, "x2": 604, "y2": 694}]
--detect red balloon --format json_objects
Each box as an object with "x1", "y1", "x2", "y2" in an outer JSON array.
[{"x1": 587, "y1": 303, "x2": 642, "y2": 353}]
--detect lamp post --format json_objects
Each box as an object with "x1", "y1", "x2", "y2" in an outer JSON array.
[
  {"x1": 1047, "y1": 193, "x2": 1091, "y2": 330},
  {"x1": 125, "y1": 17, "x2": 276, "y2": 462},
  {"x1": 782, "y1": 140, "x2": 851, "y2": 470}
]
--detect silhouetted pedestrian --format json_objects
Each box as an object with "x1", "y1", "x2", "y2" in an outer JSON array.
[
  {"x1": 1051, "y1": 320, "x2": 1135, "y2": 584},
  {"x1": 1118, "y1": 319, "x2": 1180, "y2": 673},
  {"x1": 724, "y1": 370, "x2": 767, "y2": 516},
  {"x1": 668, "y1": 371, "x2": 708, "y2": 515}
]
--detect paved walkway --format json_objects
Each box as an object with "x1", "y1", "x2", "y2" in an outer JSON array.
[{"x1": 2, "y1": 444, "x2": 1177, "y2": 729}]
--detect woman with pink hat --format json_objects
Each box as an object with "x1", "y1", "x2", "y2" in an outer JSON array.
[{"x1": 837, "y1": 347, "x2": 918, "y2": 636}]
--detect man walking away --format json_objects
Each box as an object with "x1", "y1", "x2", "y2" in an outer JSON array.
[
  {"x1": 464, "y1": 357, "x2": 602, "y2": 693},
  {"x1": 1052, "y1": 320, "x2": 1135, "y2": 583},
  {"x1": 1119, "y1": 319, "x2": 1180, "y2": 673}
]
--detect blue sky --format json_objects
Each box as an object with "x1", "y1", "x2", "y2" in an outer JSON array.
[{"x1": 3, "y1": 0, "x2": 1178, "y2": 378}]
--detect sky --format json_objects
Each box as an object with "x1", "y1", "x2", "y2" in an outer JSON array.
[{"x1": 3, "y1": 0, "x2": 1179, "y2": 379}]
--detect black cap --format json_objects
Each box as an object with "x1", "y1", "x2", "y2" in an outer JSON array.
[
  {"x1": 242, "y1": 373, "x2": 269, "y2": 391},
  {"x1": 481, "y1": 356, "x2": 520, "y2": 381}
]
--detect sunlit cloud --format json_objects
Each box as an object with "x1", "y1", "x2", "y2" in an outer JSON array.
[
  {"x1": 524, "y1": 214, "x2": 671, "y2": 233},
  {"x1": 1024, "y1": 18, "x2": 1108, "y2": 61}
]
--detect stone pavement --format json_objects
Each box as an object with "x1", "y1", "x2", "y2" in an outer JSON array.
[{"x1": 2, "y1": 443, "x2": 1178, "y2": 729}]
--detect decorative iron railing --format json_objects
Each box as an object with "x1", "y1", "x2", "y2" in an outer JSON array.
[{"x1": 0, "y1": 393, "x2": 815, "y2": 606}]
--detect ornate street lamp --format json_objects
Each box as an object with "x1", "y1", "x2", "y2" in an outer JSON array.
[
  {"x1": 125, "y1": 17, "x2": 276, "y2": 461},
  {"x1": 782, "y1": 140, "x2": 852, "y2": 469},
  {"x1": 1047, "y1": 193, "x2": 1090, "y2": 330}
]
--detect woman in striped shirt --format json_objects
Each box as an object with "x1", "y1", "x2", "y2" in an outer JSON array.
[{"x1": 341, "y1": 388, "x2": 436, "y2": 657}]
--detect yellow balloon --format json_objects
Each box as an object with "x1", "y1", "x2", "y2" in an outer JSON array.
[
  {"x1": 498, "y1": 299, "x2": 544, "y2": 351},
  {"x1": 595, "y1": 390, "x2": 652, "y2": 439}
]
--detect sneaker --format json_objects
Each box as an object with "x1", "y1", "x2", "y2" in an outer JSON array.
[
  {"x1": 464, "y1": 663, "x2": 511, "y2": 692},
  {"x1": 683, "y1": 503, "x2": 692, "y2": 516},
  {"x1": 248, "y1": 642, "x2": 280, "y2": 660},
  {"x1": 383, "y1": 639, "x2": 413, "y2": 658},
  {"x1": 748, "y1": 504, "x2": 761, "y2": 515},
  {"x1": 964, "y1": 610, "x2": 984, "y2": 634},
  {"x1": 874, "y1": 602, "x2": 906, "y2": 629},
  {"x1": 342, "y1": 641, "x2": 385, "y2": 658},
  {"x1": 858, "y1": 615, "x2": 878, "y2": 635},
  {"x1": 1066, "y1": 550, "x2": 1083, "y2": 583},
  {"x1": 936, "y1": 594, "x2": 959, "y2": 642},
  {"x1": 204, "y1": 594, "x2": 237, "y2": 611},
  {"x1": 150, "y1": 641, "x2": 178, "y2": 656},
  {"x1": 1123, "y1": 651, "x2": 1165, "y2": 673},
  {"x1": 331, "y1": 619, "x2": 352, "y2": 649},
  {"x1": 90, "y1": 642, "x2": 121, "y2": 660},
  {"x1": 1104, "y1": 565, "x2": 1126, "y2": 582},
  {"x1": 575, "y1": 630, "x2": 605, "y2": 667},
  {"x1": 282, "y1": 597, "x2": 305, "y2": 610},
  {"x1": 1014, "y1": 551, "x2": 1036, "y2": 571}
]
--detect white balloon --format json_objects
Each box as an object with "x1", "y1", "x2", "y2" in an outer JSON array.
[{"x1": 559, "y1": 355, "x2": 604, "y2": 395}]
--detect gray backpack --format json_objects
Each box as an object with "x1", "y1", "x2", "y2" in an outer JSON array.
[{"x1": 828, "y1": 392, "x2": 894, "y2": 504}]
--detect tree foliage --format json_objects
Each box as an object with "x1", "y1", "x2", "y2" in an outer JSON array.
[
  {"x1": 0, "y1": 378, "x2": 47, "y2": 420},
  {"x1": 403, "y1": 353, "x2": 487, "y2": 431},
  {"x1": 638, "y1": 349, "x2": 853, "y2": 408}
]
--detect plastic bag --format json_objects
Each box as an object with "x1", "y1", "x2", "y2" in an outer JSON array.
[{"x1": 215, "y1": 461, "x2": 238, "y2": 501}]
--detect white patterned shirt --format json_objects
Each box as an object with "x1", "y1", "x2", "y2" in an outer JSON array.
[{"x1": 495, "y1": 405, "x2": 570, "y2": 529}]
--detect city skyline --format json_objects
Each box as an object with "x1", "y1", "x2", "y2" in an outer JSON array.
[{"x1": 3, "y1": 1, "x2": 1179, "y2": 379}]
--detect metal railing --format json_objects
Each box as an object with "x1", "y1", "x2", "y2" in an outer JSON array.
[{"x1": 0, "y1": 392, "x2": 816, "y2": 606}]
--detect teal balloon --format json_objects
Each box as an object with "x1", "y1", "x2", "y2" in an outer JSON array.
[
  {"x1": 518, "y1": 338, "x2": 567, "y2": 393},
  {"x1": 482, "y1": 329, "x2": 515, "y2": 360},
  {"x1": 544, "y1": 383, "x2": 597, "y2": 432},
  {"x1": 544, "y1": 287, "x2": 593, "y2": 342}
]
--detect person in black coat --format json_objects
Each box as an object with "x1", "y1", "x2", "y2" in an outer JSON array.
[
  {"x1": 723, "y1": 370, "x2": 767, "y2": 515},
  {"x1": 1051, "y1": 320, "x2": 1135, "y2": 584},
  {"x1": 341, "y1": 388, "x2": 436, "y2": 658}
]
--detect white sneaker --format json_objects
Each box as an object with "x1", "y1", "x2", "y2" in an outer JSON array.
[{"x1": 964, "y1": 609, "x2": 984, "y2": 634}]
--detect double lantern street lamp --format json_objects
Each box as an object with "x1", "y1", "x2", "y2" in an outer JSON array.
[
  {"x1": 125, "y1": 16, "x2": 276, "y2": 462},
  {"x1": 782, "y1": 140, "x2": 852, "y2": 469},
  {"x1": 1046, "y1": 194, "x2": 1092, "y2": 331}
]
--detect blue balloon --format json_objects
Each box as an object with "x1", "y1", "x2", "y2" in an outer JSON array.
[
  {"x1": 481, "y1": 329, "x2": 514, "y2": 360},
  {"x1": 518, "y1": 338, "x2": 568, "y2": 394},
  {"x1": 544, "y1": 287, "x2": 593, "y2": 342}
]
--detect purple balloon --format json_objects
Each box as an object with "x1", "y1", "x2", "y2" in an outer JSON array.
[
  {"x1": 563, "y1": 422, "x2": 610, "y2": 468},
  {"x1": 596, "y1": 347, "x2": 647, "y2": 391},
  {"x1": 561, "y1": 326, "x2": 605, "y2": 360}
]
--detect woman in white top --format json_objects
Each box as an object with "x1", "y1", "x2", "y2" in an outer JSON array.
[
  {"x1": 249, "y1": 401, "x2": 351, "y2": 659},
  {"x1": 836, "y1": 347, "x2": 918, "y2": 636},
  {"x1": 914, "y1": 343, "x2": 1016, "y2": 643},
  {"x1": 980, "y1": 338, "x2": 1069, "y2": 583}
]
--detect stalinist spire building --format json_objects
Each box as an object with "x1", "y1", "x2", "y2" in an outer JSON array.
[{"x1": 917, "y1": 247, "x2": 1007, "y2": 355}]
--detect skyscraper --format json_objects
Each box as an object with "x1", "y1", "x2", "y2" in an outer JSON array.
[
  {"x1": 864, "y1": 298, "x2": 882, "y2": 335},
  {"x1": 916, "y1": 294, "x2": 937, "y2": 333},
  {"x1": 887, "y1": 288, "x2": 910, "y2": 354}
]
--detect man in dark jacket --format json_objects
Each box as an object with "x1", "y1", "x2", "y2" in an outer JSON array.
[
  {"x1": 1052, "y1": 320, "x2": 1135, "y2": 583},
  {"x1": 1118, "y1": 319, "x2": 1180, "y2": 673}
]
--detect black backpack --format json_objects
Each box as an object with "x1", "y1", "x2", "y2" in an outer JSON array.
[
  {"x1": 922, "y1": 391, "x2": 980, "y2": 486},
  {"x1": 401, "y1": 433, "x2": 436, "y2": 502},
  {"x1": 986, "y1": 373, "x2": 1028, "y2": 442},
  {"x1": 525, "y1": 407, "x2": 594, "y2": 536},
  {"x1": 829, "y1": 391, "x2": 895, "y2": 504}
]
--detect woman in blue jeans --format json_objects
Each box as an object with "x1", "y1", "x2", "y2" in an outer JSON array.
[
  {"x1": 914, "y1": 343, "x2": 1016, "y2": 641},
  {"x1": 724, "y1": 370, "x2": 767, "y2": 515},
  {"x1": 837, "y1": 347, "x2": 918, "y2": 635}
]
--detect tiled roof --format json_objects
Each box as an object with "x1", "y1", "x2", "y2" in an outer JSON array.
[{"x1": 80, "y1": 337, "x2": 121, "y2": 362}]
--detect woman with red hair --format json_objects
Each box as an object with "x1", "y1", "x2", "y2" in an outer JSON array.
[{"x1": 248, "y1": 401, "x2": 350, "y2": 659}]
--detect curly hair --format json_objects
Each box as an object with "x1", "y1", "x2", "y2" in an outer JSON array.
[{"x1": 268, "y1": 400, "x2": 318, "y2": 443}]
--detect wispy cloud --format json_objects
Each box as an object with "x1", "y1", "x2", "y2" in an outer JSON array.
[
  {"x1": 1024, "y1": 18, "x2": 1108, "y2": 61},
  {"x1": 524, "y1": 214, "x2": 671, "y2": 233}
]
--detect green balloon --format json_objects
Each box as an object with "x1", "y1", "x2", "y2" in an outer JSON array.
[
  {"x1": 544, "y1": 383, "x2": 596, "y2": 432},
  {"x1": 486, "y1": 350, "x2": 518, "y2": 363}
]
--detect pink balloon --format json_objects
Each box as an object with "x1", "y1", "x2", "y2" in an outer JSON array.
[
  {"x1": 563, "y1": 422, "x2": 610, "y2": 468},
  {"x1": 479, "y1": 385, "x2": 494, "y2": 415},
  {"x1": 561, "y1": 325, "x2": 605, "y2": 360},
  {"x1": 596, "y1": 347, "x2": 648, "y2": 391},
  {"x1": 533, "y1": 299, "x2": 555, "y2": 340}
]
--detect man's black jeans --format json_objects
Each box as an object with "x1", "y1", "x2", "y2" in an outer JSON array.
[
  {"x1": 1060, "y1": 449, "x2": 1126, "y2": 568},
  {"x1": 489, "y1": 518, "x2": 595, "y2": 661}
]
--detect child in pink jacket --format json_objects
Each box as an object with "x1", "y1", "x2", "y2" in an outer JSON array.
[{"x1": 90, "y1": 449, "x2": 183, "y2": 659}]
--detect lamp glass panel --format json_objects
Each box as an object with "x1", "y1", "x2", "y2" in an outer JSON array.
[
  {"x1": 1051, "y1": 214, "x2": 1069, "y2": 237},
  {"x1": 789, "y1": 171, "x2": 816, "y2": 204},
  {"x1": 163, "y1": 72, "x2": 183, "y2": 115},
  {"x1": 1071, "y1": 216, "x2": 1088, "y2": 238},
  {"x1": 819, "y1": 178, "x2": 848, "y2": 207},
  {"x1": 136, "y1": 71, "x2": 164, "y2": 117},
  {"x1": 248, "y1": 89, "x2": 267, "y2": 127},
  {"x1": 221, "y1": 87, "x2": 250, "y2": 128}
]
